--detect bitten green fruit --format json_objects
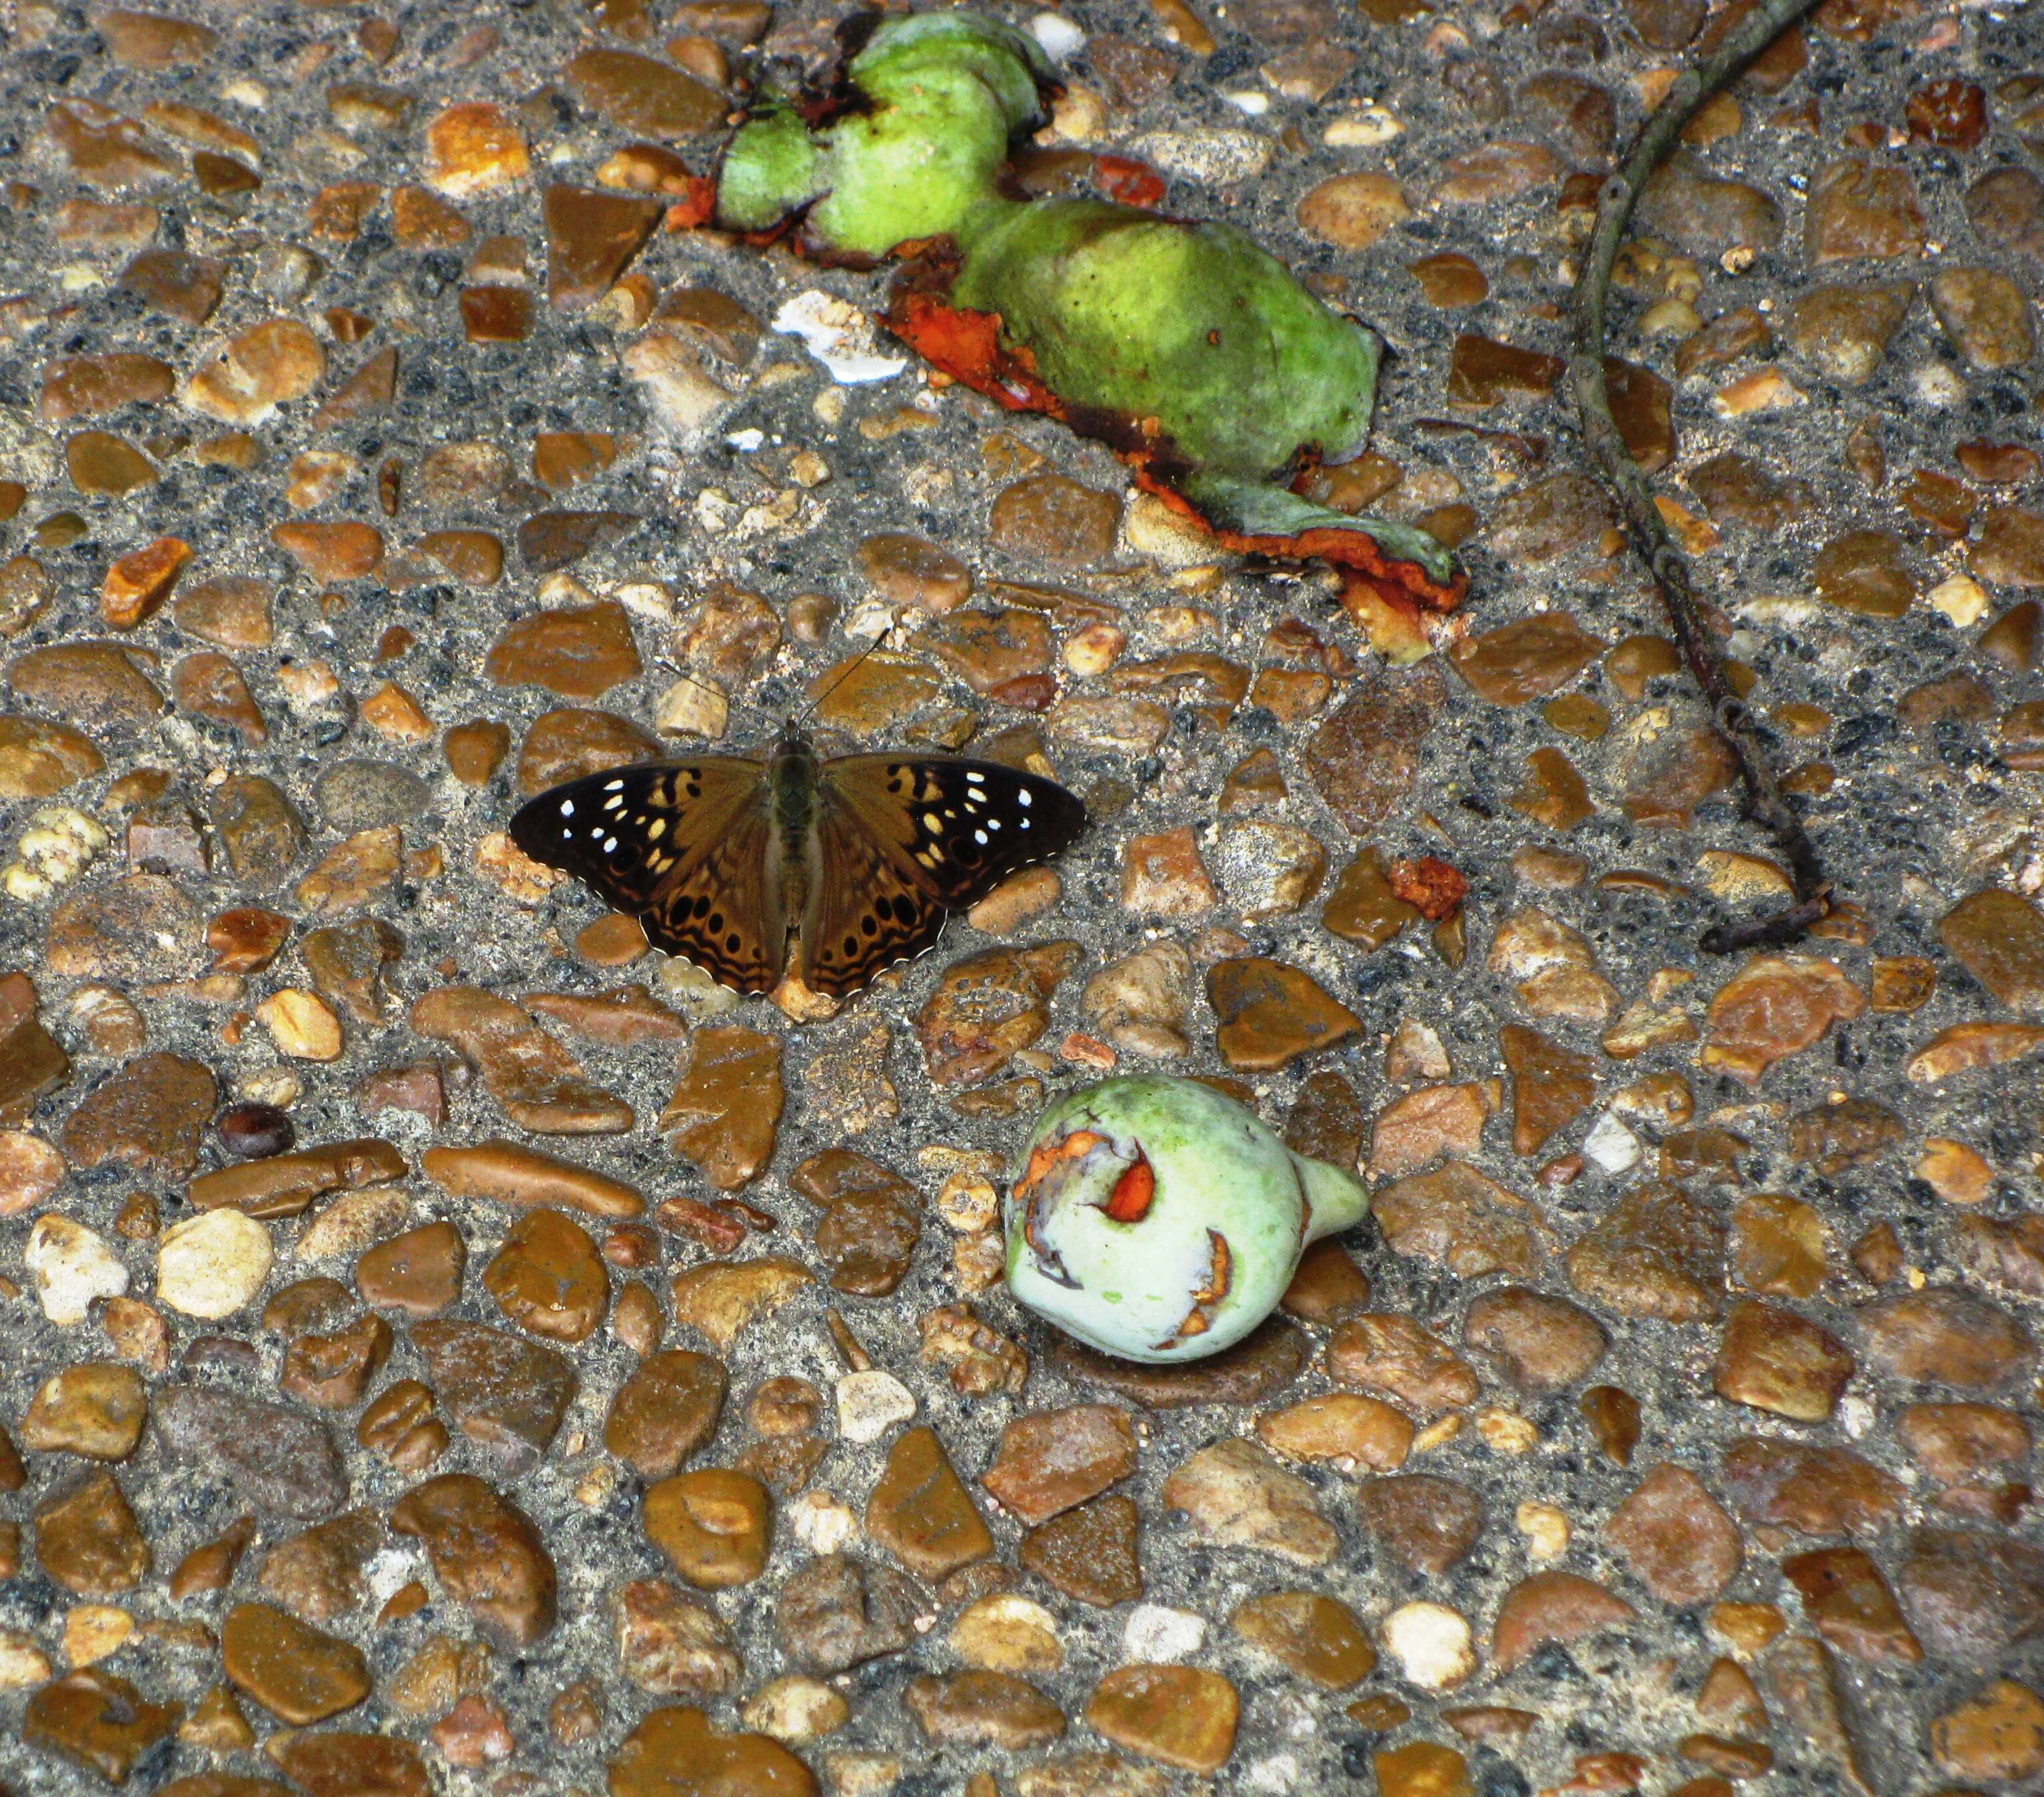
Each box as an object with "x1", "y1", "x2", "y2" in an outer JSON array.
[
  {"x1": 1004, "y1": 1076, "x2": 1370, "y2": 1364},
  {"x1": 718, "y1": 13, "x2": 1051, "y2": 258}
]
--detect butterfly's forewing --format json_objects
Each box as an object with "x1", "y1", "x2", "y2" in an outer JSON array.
[
  {"x1": 508, "y1": 760, "x2": 788, "y2": 992},
  {"x1": 802, "y1": 755, "x2": 1088, "y2": 994}
]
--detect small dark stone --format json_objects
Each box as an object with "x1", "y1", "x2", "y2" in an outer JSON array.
[{"x1": 219, "y1": 1100, "x2": 296, "y2": 1160}]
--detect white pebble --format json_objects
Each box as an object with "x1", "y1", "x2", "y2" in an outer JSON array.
[
  {"x1": 0, "y1": 1632, "x2": 53, "y2": 1692},
  {"x1": 788, "y1": 1490, "x2": 860, "y2": 1554},
  {"x1": 1911, "y1": 363, "x2": 1967, "y2": 407},
  {"x1": 1122, "y1": 1603, "x2": 1207, "y2": 1662},
  {"x1": 26, "y1": 1214, "x2": 127, "y2": 1326},
  {"x1": 1382, "y1": 1600, "x2": 1476, "y2": 1691},
  {"x1": 1582, "y1": 1111, "x2": 1642, "y2": 1174},
  {"x1": 157, "y1": 1208, "x2": 273, "y2": 1319},
  {"x1": 834, "y1": 1368, "x2": 916, "y2": 1442},
  {"x1": 1030, "y1": 11, "x2": 1086, "y2": 59}
]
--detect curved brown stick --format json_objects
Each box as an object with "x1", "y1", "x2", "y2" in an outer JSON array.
[{"x1": 1569, "y1": 0, "x2": 1835, "y2": 955}]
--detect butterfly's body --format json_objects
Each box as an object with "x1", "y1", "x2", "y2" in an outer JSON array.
[
  {"x1": 762, "y1": 733, "x2": 816, "y2": 958},
  {"x1": 511, "y1": 727, "x2": 1088, "y2": 998}
]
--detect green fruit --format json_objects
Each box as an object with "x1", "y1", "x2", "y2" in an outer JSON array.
[
  {"x1": 1004, "y1": 1076, "x2": 1369, "y2": 1364},
  {"x1": 717, "y1": 13, "x2": 1049, "y2": 258},
  {"x1": 712, "y1": 11, "x2": 1458, "y2": 593}
]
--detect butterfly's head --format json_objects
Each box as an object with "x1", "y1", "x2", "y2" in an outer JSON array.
[{"x1": 773, "y1": 718, "x2": 812, "y2": 758}]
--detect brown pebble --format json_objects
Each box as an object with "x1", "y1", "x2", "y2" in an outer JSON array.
[
  {"x1": 645, "y1": 1468, "x2": 772, "y2": 1587},
  {"x1": 483, "y1": 1208, "x2": 609, "y2": 1342},
  {"x1": 21, "y1": 1362, "x2": 146, "y2": 1460},
  {"x1": 1603, "y1": 1464, "x2": 1743, "y2": 1604},
  {"x1": 413, "y1": 985, "x2": 632, "y2": 1134},
  {"x1": 36, "y1": 1470, "x2": 152, "y2": 1596},
  {"x1": 1713, "y1": 1299, "x2": 1854, "y2": 1421},
  {"x1": 867, "y1": 1425, "x2": 993, "y2": 1580},
  {"x1": 1463, "y1": 1287, "x2": 1607, "y2": 1392},
  {"x1": 1019, "y1": 1494, "x2": 1143, "y2": 1607},
  {"x1": 857, "y1": 533, "x2": 973, "y2": 613},
  {"x1": 222, "y1": 1601, "x2": 371, "y2": 1724},
  {"x1": 390, "y1": 1473, "x2": 556, "y2": 1648},
  {"x1": 23, "y1": 1669, "x2": 180, "y2": 1784},
  {"x1": 1084, "y1": 1664, "x2": 1238, "y2": 1774},
  {"x1": 1231, "y1": 1590, "x2": 1376, "y2": 1688},
  {"x1": 354, "y1": 1222, "x2": 466, "y2": 1317},
  {"x1": 662, "y1": 1024, "x2": 786, "y2": 1188},
  {"x1": 1782, "y1": 1546, "x2": 1921, "y2": 1664},
  {"x1": 605, "y1": 1350, "x2": 727, "y2": 1479},
  {"x1": 423, "y1": 1138, "x2": 645, "y2": 1217},
  {"x1": 1492, "y1": 1570, "x2": 1636, "y2": 1672},
  {"x1": 409, "y1": 1320, "x2": 576, "y2": 1475},
  {"x1": 1357, "y1": 1472, "x2": 1486, "y2": 1575},
  {"x1": 608, "y1": 1705, "x2": 816, "y2": 1797},
  {"x1": 982, "y1": 1404, "x2": 1138, "y2": 1525}
]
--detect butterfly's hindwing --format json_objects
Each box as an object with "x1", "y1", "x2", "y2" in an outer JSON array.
[
  {"x1": 801, "y1": 801, "x2": 952, "y2": 996},
  {"x1": 643, "y1": 803, "x2": 785, "y2": 991},
  {"x1": 820, "y1": 755, "x2": 1090, "y2": 909}
]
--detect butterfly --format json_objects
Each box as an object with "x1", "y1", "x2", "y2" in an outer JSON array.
[{"x1": 509, "y1": 725, "x2": 1089, "y2": 998}]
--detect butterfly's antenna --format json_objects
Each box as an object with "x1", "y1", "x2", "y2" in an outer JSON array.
[
  {"x1": 791, "y1": 621, "x2": 896, "y2": 729},
  {"x1": 664, "y1": 667, "x2": 727, "y2": 705}
]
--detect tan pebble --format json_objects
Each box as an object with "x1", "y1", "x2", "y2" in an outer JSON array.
[
  {"x1": 1929, "y1": 1678, "x2": 2044, "y2": 1782},
  {"x1": 361, "y1": 682, "x2": 434, "y2": 741},
  {"x1": 427, "y1": 103, "x2": 529, "y2": 197},
  {"x1": 1476, "y1": 1408, "x2": 1539, "y2": 1454},
  {"x1": 1713, "y1": 368, "x2": 1806, "y2": 416},
  {"x1": 1915, "y1": 1138, "x2": 1995, "y2": 1205},
  {"x1": 951, "y1": 1593, "x2": 1062, "y2": 1672},
  {"x1": 741, "y1": 1674, "x2": 849, "y2": 1745},
  {"x1": 257, "y1": 989, "x2": 344, "y2": 1060},
  {"x1": 63, "y1": 1605, "x2": 135, "y2": 1666},
  {"x1": 1516, "y1": 1502, "x2": 1570, "y2": 1561},
  {"x1": 0, "y1": 1632, "x2": 53, "y2": 1691},
  {"x1": 157, "y1": 1208, "x2": 272, "y2": 1318},
  {"x1": 0, "y1": 1132, "x2": 65, "y2": 1217}
]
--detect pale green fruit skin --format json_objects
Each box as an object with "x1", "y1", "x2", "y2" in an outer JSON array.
[
  {"x1": 717, "y1": 13, "x2": 1049, "y2": 257},
  {"x1": 1003, "y1": 1076, "x2": 1370, "y2": 1364}
]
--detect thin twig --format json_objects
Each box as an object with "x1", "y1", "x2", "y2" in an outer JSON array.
[{"x1": 1569, "y1": 0, "x2": 1834, "y2": 956}]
